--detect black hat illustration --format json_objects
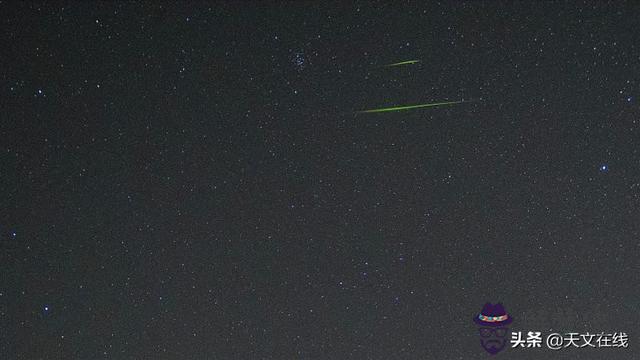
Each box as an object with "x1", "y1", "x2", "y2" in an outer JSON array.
[{"x1": 474, "y1": 302, "x2": 513, "y2": 326}]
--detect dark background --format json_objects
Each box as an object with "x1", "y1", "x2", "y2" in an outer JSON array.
[{"x1": 2, "y1": 1, "x2": 639, "y2": 359}]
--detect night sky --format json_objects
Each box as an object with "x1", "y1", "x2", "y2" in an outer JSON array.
[{"x1": 2, "y1": 2, "x2": 640, "y2": 359}]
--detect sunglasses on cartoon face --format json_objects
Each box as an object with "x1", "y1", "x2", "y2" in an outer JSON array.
[{"x1": 479, "y1": 327, "x2": 508, "y2": 337}]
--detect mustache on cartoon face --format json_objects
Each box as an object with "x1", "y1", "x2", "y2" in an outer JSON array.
[{"x1": 482, "y1": 339, "x2": 504, "y2": 348}]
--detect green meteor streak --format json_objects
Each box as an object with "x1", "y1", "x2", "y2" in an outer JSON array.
[
  {"x1": 384, "y1": 60, "x2": 420, "y2": 67},
  {"x1": 357, "y1": 100, "x2": 466, "y2": 114}
]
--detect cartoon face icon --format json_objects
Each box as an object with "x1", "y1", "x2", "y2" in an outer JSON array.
[
  {"x1": 474, "y1": 303, "x2": 513, "y2": 355},
  {"x1": 478, "y1": 326, "x2": 509, "y2": 354}
]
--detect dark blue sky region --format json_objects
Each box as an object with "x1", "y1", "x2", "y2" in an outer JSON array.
[{"x1": 2, "y1": 2, "x2": 640, "y2": 359}]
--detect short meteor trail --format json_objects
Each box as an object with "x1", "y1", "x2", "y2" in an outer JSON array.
[
  {"x1": 384, "y1": 60, "x2": 420, "y2": 67},
  {"x1": 356, "y1": 100, "x2": 467, "y2": 114}
]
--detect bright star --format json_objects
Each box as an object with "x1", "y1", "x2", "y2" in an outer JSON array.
[{"x1": 600, "y1": 164, "x2": 608, "y2": 172}]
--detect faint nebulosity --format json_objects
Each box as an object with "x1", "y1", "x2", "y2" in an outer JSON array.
[{"x1": 2, "y1": 2, "x2": 640, "y2": 359}]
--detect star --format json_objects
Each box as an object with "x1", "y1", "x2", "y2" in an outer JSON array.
[
  {"x1": 599, "y1": 164, "x2": 609, "y2": 172},
  {"x1": 293, "y1": 52, "x2": 305, "y2": 70}
]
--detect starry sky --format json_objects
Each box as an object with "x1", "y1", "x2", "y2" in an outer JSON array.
[{"x1": 2, "y1": 2, "x2": 640, "y2": 359}]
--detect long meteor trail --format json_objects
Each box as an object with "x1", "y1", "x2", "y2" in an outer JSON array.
[
  {"x1": 356, "y1": 100, "x2": 467, "y2": 114},
  {"x1": 384, "y1": 60, "x2": 420, "y2": 67}
]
